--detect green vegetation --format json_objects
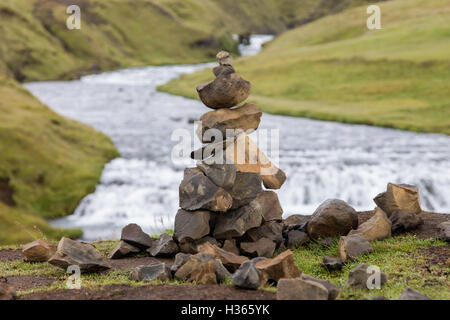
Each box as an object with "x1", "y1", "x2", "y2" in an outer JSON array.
[
  {"x1": 160, "y1": 0, "x2": 450, "y2": 135},
  {"x1": 1, "y1": 236, "x2": 448, "y2": 299}
]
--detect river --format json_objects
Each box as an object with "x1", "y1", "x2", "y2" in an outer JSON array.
[{"x1": 25, "y1": 35, "x2": 450, "y2": 240}]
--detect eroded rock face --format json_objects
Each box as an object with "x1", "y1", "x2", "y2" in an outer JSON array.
[
  {"x1": 130, "y1": 263, "x2": 171, "y2": 282},
  {"x1": 389, "y1": 210, "x2": 423, "y2": 233},
  {"x1": 121, "y1": 223, "x2": 154, "y2": 249},
  {"x1": 196, "y1": 161, "x2": 236, "y2": 190},
  {"x1": 148, "y1": 234, "x2": 179, "y2": 257},
  {"x1": 22, "y1": 239, "x2": 57, "y2": 262},
  {"x1": 49, "y1": 237, "x2": 110, "y2": 273},
  {"x1": 197, "y1": 73, "x2": 251, "y2": 109},
  {"x1": 197, "y1": 242, "x2": 248, "y2": 272},
  {"x1": 437, "y1": 221, "x2": 450, "y2": 242},
  {"x1": 109, "y1": 240, "x2": 140, "y2": 259},
  {"x1": 232, "y1": 259, "x2": 263, "y2": 290},
  {"x1": 348, "y1": 207, "x2": 391, "y2": 241},
  {"x1": 398, "y1": 287, "x2": 431, "y2": 300},
  {"x1": 306, "y1": 199, "x2": 358, "y2": 240},
  {"x1": 374, "y1": 183, "x2": 422, "y2": 216},
  {"x1": 0, "y1": 283, "x2": 16, "y2": 300},
  {"x1": 301, "y1": 274, "x2": 340, "y2": 300},
  {"x1": 173, "y1": 209, "x2": 211, "y2": 244},
  {"x1": 179, "y1": 168, "x2": 232, "y2": 212},
  {"x1": 347, "y1": 263, "x2": 387, "y2": 289},
  {"x1": 338, "y1": 235, "x2": 373, "y2": 262},
  {"x1": 254, "y1": 250, "x2": 301, "y2": 285},
  {"x1": 277, "y1": 278, "x2": 328, "y2": 300},
  {"x1": 240, "y1": 238, "x2": 276, "y2": 258}
]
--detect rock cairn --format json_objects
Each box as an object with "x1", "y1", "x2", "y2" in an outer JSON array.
[{"x1": 173, "y1": 51, "x2": 287, "y2": 259}]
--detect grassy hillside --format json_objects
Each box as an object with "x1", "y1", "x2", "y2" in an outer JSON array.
[{"x1": 160, "y1": 0, "x2": 450, "y2": 135}]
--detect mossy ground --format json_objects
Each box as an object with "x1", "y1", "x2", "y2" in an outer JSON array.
[
  {"x1": 160, "y1": 0, "x2": 450, "y2": 135},
  {"x1": 1, "y1": 235, "x2": 448, "y2": 300}
]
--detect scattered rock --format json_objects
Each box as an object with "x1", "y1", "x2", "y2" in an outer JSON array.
[
  {"x1": 373, "y1": 183, "x2": 422, "y2": 217},
  {"x1": 227, "y1": 172, "x2": 262, "y2": 209},
  {"x1": 245, "y1": 221, "x2": 283, "y2": 246},
  {"x1": 196, "y1": 161, "x2": 236, "y2": 189},
  {"x1": 348, "y1": 207, "x2": 391, "y2": 241},
  {"x1": 347, "y1": 263, "x2": 387, "y2": 289},
  {"x1": 179, "y1": 168, "x2": 232, "y2": 212},
  {"x1": 49, "y1": 237, "x2": 110, "y2": 273},
  {"x1": 148, "y1": 233, "x2": 179, "y2": 257},
  {"x1": 130, "y1": 263, "x2": 171, "y2": 282},
  {"x1": 240, "y1": 238, "x2": 276, "y2": 258},
  {"x1": 306, "y1": 199, "x2": 358, "y2": 240},
  {"x1": 196, "y1": 103, "x2": 262, "y2": 143},
  {"x1": 339, "y1": 235, "x2": 373, "y2": 262},
  {"x1": 174, "y1": 253, "x2": 228, "y2": 284},
  {"x1": 254, "y1": 250, "x2": 301, "y2": 284},
  {"x1": 389, "y1": 210, "x2": 423, "y2": 233},
  {"x1": 173, "y1": 209, "x2": 211, "y2": 244},
  {"x1": 216, "y1": 51, "x2": 233, "y2": 66},
  {"x1": 197, "y1": 73, "x2": 251, "y2": 109},
  {"x1": 109, "y1": 240, "x2": 140, "y2": 259},
  {"x1": 232, "y1": 260, "x2": 263, "y2": 290},
  {"x1": 301, "y1": 274, "x2": 339, "y2": 300},
  {"x1": 287, "y1": 230, "x2": 309, "y2": 248},
  {"x1": 366, "y1": 296, "x2": 389, "y2": 300},
  {"x1": 320, "y1": 256, "x2": 344, "y2": 271},
  {"x1": 277, "y1": 278, "x2": 328, "y2": 300},
  {"x1": 437, "y1": 221, "x2": 450, "y2": 242},
  {"x1": 22, "y1": 239, "x2": 57, "y2": 262},
  {"x1": 398, "y1": 287, "x2": 431, "y2": 300},
  {"x1": 121, "y1": 223, "x2": 154, "y2": 249},
  {"x1": 197, "y1": 242, "x2": 248, "y2": 272},
  {"x1": 170, "y1": 253, "x2": 192, "y2": 274},
  {"x1": 222, "y1": 239, "x2": 240, "y2": 256},
  {"x1": 0, "y1": 282, "x2": 16, "y2": 300}
]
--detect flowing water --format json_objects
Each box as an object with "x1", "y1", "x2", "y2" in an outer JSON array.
[{"x1": 25, "y1": 35, "x2": 450, "y2": 240}]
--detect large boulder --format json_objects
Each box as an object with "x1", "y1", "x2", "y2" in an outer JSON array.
[
  {"x1": 245, "y1": 221, "x2": 284, "y2": 246},
  {"x1": 22, "y1": 239, "x2": 57, "y2": 262},
  {"x1": 0, "y1": 282, "x2": 16, "y2": 300},
  {"x1": 179, "y1": 168, "x2": 232, "y2": 212},
  {"x1": 389, "y1": 210, "x2": 423, "y2": 233},
  {"x1": 121, "y1": 223, "x2": 155, "y2": 249},
  {"x1": 240, "y1": 238, "x2": 276, "y2": 258},
  {"x1": 173, "y1": 209, "x2": 211, "y2": 244},
  {"x1": 197, "y1": 242, "x2": 248, "y2": 272},
  {"x1": 348, "y1": 207, "x2": 391, "y2": 241},
  {"x1": 49, "y1": 237, "x2": 110, "y2": 273},
  {"x1": 148, "y1": 233, "x2": 179, "y2": 257},
  {"x1": 254, "y1": 250, "x2": 301, "y2": 285},
  {"x1": 109, "y1": 240, "x2": 140, "y2": 259},
  {"x1": 277, "y1": 278, "x2": 328, "y2": 300},
  {"x1": 232, "y1": 258, "x2": 265, "y2": 290},
  {"x1": 347, "y1": 263, "x2": 387, "y2": 289},
  {"x1": 196, "y1": 161, "x2": 236, "y2": 190},
  {"x1": 398, "y1": 287, "x2": 431, "y2": 300},
  {"x1": 301, "y1": 274, "x2": 339, "y2": 300},
  {"x1": 130, "y1": 263, "x2": 171, "y2": 282},
  {"x1": 197, "y1": 73, "x2": 251, "y2": 109},
  {"x1": 373, "y1": 183, "x2": 422, "y2": 216},
  {"x1": 196, "y1": 103, "x2": 262, "y2": 142},
  {"x1": 227, "y1": 172, "x2": 262, "y2": 209},
  {"x1": 338, "y1": 235, "x2": 373, "y2": 262},
  {"x1": 437, "y1": 221, "x2": 450, "y2": 242},
  {"x1": 307, "y1": 199, "x2": 358, "y2": 240}
]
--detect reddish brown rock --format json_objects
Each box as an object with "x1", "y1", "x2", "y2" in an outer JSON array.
[
  {"x1": 22, "y1": 239, "x2": 57, "y2": 262},
  {"x1": 254, "y1": 250, "x2": 301, "y2": 284},
  {"x1": 197, "y1": 242, "x2": 248, "y2": 272},
  {"x1": 374, "y1": 183, "x2": 422, "y2": 217},
  {"x1": 348, "y1": 207, "x2": 391, "y2": 241},
  {"x1": 277, "y1": 278, "x2": 328, "y2": 300}
]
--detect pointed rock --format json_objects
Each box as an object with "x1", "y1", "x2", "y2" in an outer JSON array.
[
  {"x1": 174, "y1": 253, "x2": 226, "y2": 284},
  {"x1": 277, "y1": 278, "x2": 328, "y2": 300},
  {"x1": 148, "y1": 234, "x2": 179, "y2": 257},
  {"x1": 389, "y1": 210, "x2": 423, "y2": 233},
  {"x1": 232, "y1": 259, "x2": 263, "y2": 290},
  {"x1": 130, "y1": 263, "x2": 171, "y2": 282},
  {"x1": 22, "y1": 239, "x2": 57, "y2": 262},
  {"x1": 109, "y1": 240, "x2": 140, "y2": 259},
  {"x1": 254, "y1": 250, "x2": 301, "y2": 284},
  {"x1": 197, "y1": 242, "x2": 248, "y2": 272},
  {"x1": 374, "y1": 183, "x2": 422, "y2": 217},
  {"x1": 347, "y1": 263, "x2": 387, "y2": 289},
  {"x1": 173, "y1": 209, "x2": 211, "y2": 244},
  {"x1": 240, "y1": 238, "x2": 276, "y2": 258},
  {"x1": 121, "y1": 223, "x2": 154, "y2": 249},
  {"x1": 348, "y1": 207, "x2": 391, "y2": 241},
  {"x1": 49, "y1": 237, "x2": 110, "y2": 273},
  {"x1": 339, "y1": 235, "x2": 373, "y2": 262},
  {"x1": 197, "y1": 161, "x2": 236, "y2": 190},
  {"x1": 398, "y1": 287, "x2": 431, "y2": 300}
]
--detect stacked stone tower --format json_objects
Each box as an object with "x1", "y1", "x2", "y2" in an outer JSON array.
[{"x1": 173, "y1": 51, "x2": 287, "y2": 258}]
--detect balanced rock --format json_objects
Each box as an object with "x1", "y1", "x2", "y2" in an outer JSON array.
[
  {"x1": 216, "y1": 51, "x2": 233, "y2": 66},
  {"x1": 173, "y1": 209, "x2": 211, "y2": 244},
  {"x1": 197, "y1": 161, "x2": 236, "y2": 189},
  {"x1": 222, "y1": 239, "x2": 240, "y2": 256},
  {"x1": 148, "y1": 233, "x2": 179, "y2": 257},
  {"x1": 389, "y1": 210, "x2": 423, "y2": 233},
  {"x1": 255, "y1": 250, "x2": 301, "y2": 284},
  {"x1": 22, "y1": 239, "x2": 57, "y2": 262},
  {"x1": 121, "y1": 223, "x2": 154, "y2": 249},
  {"x1": 398, "y1": 287, "x2": 431, "y2": 300},
  {"x1": 232, "y1": 259, "x2": 264, "y2": 290},
  {"x1": 197, "y1": 72, "x2": 251, "y2": 109},
  {"x1": 170, "y1": 253, "x2": 192, "y2": 275},
  {"x1": 321, "y1": 256, "x2": 344, "y2": 271},
  {"x1": 228, "y1": 172, "x2": 262, "y2": 209},
  {"x1": 374, "y1": 183, "x2": 422, "y2": 216},
  {"x1": 109, "y1": 240, "x2": 140, "y2": 259},
  {"x1": 338, "y1": 234, "x2": 373, "y2": 262},
  {"x1": 348, "y1": 207, "x2": 391, "y2": 241},
  {"x1": 49, "y1": 237, "x2": 110, "y2": 273},
  {"x1": 240, "y1": 238, "x2": 276, "y2": 258},
  {"x1": 277, "y1": 278, "x2": 328, "y2": 300},
  {"x1": 437, "y1": 221, "x2": 450, "y2": 242},
  {"x1": 179, "y1": 168, "x2": 232, "y2": 212},
  {"x1": 301, "y1": 274, "x2": 339, "y2": 300},
  {"x1": 0, "y1": 282, "x2": 16, "y2": 300},
  {"x1": 307, "y1": 199, "x2": 358, "y2": 240},
  {"x1": 287, "y1": 230, "x2": 310, "y2": 248},
  {"x1": 130, "y1": 262, "x2": 171, "y2": 282},
  {"x1": 196, "y1": 103, "x2": 262, "y2": 143},
  {"x1": 213, "y1": 64, "x2": 235, "y2": 77},
  {"x1": 347, "y1": 263, "x2": 387, "y2": 289},
  {"x1": 245, "y1": 221, "x2": 283, "y2": 246},
  {"x1": 197, "y1": 242, "x2": 248, "y2": 272}
]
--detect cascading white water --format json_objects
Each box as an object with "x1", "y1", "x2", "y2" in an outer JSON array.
[{"x1": 25, "y1": 35, "x2": 450, "y2": 240}]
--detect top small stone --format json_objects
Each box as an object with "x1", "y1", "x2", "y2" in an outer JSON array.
[{"x1": 217, "y1": 51, "x2": 233, "y2": 66}]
